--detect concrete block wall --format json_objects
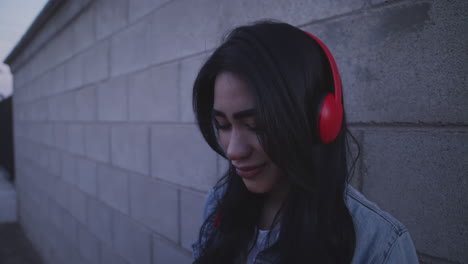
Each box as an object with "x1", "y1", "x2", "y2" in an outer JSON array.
[{"x1": 7, "y1": 0, "x2": 467, "y2": 263}]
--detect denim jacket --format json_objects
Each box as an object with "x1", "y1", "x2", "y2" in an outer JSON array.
[{"x1": 192, "y1": 184, "x2": 419, "y2": 264}]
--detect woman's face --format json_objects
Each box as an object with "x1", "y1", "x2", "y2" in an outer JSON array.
[{"x1": 213, "y1": 72, "x2": 285, "y2": 194}]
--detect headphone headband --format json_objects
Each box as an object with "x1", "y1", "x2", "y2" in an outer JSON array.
[
  {"x1": 303, "y1": 32, "x2": 342, "y2": 107},
  {"x1": 303, "y1": 31, "x2": 343, "y2": 143}
]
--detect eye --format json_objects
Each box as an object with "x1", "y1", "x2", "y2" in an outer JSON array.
[
  {"x1": 244, "y1": 118, "x2": 258, "y2": 132},
  {"x1": 245, "y1": 123, "x2": 258, "y2": 131},
  {"x1": 214, "y1": 119, "x2": 231, "y2": 131}
]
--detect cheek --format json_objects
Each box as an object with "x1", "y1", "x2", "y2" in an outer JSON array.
[
  {"x1": 264, "y1": 164, "x2": 285, "y2": 186},
  {"x1": 267, "y1": 166, "x2": 281, "y2": 180}
]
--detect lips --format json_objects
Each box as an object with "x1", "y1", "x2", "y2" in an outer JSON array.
[{"x1": 235, "y1": 164, "x2": 265, "y2": 179}]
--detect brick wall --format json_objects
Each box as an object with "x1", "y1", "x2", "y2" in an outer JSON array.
[{"x1": 7, "y1": 0, "x2": 467, "y2": 263}]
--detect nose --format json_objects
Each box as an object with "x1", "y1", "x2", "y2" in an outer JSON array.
[{"x1": 226, "y1": 129, "x2": 251, "y2": 161}]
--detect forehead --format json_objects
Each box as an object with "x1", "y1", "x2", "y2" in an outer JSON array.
[{"x1": 213, "y1": 72, "x2": 254, "y2": 112}]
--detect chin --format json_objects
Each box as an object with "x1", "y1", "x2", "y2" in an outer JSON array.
[{"x1": 243, "y1": 179, "x2": 271, "y2": 194}]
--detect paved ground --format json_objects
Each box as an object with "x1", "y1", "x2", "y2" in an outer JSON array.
[{"x1": 0, "y1": 222, "x2": 43, "y2": 264}]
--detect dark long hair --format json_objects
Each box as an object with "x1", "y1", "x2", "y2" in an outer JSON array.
[{"x1": 193, "y1": 21, "x2": 356, "y2": 263}]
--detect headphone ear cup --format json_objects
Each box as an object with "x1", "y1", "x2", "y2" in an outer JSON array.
[{"x1": 318, "y1": 93, "x2": 343, "y2": 143}]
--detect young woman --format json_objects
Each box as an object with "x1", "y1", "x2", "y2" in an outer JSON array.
[{"x1": 191, "y1": 21, "x2": 418, "y2": 264}]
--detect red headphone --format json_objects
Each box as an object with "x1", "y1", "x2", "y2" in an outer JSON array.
[{"x1": 304, "y1": 32, "x2": 343, "y2": 144}]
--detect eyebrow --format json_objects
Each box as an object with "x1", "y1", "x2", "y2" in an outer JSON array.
[{"x1": 212, "y1": 108, "x2": 256, "y2": 120}]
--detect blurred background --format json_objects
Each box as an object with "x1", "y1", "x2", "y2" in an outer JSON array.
[
  {"x1": 1, "y1": 0, "x2": 467, "y2": 264},
  {"x1": 0, "y1": 1, "x2": 47, "y2": 263}
]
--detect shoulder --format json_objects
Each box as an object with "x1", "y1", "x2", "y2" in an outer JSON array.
[
  {"x1": 202, "y1": 183, "x2": 227, "y2": 220},
  {"x1": 345, "y1": 186, "x2": 419, "y2": 263},
  {"x1": 192, "y1": 183, "x2": 227, "y2": 259}
]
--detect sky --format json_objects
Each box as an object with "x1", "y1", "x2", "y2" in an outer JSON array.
[{"x1": 0, "y1": 0, "x2": 48, "y2": 98}]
